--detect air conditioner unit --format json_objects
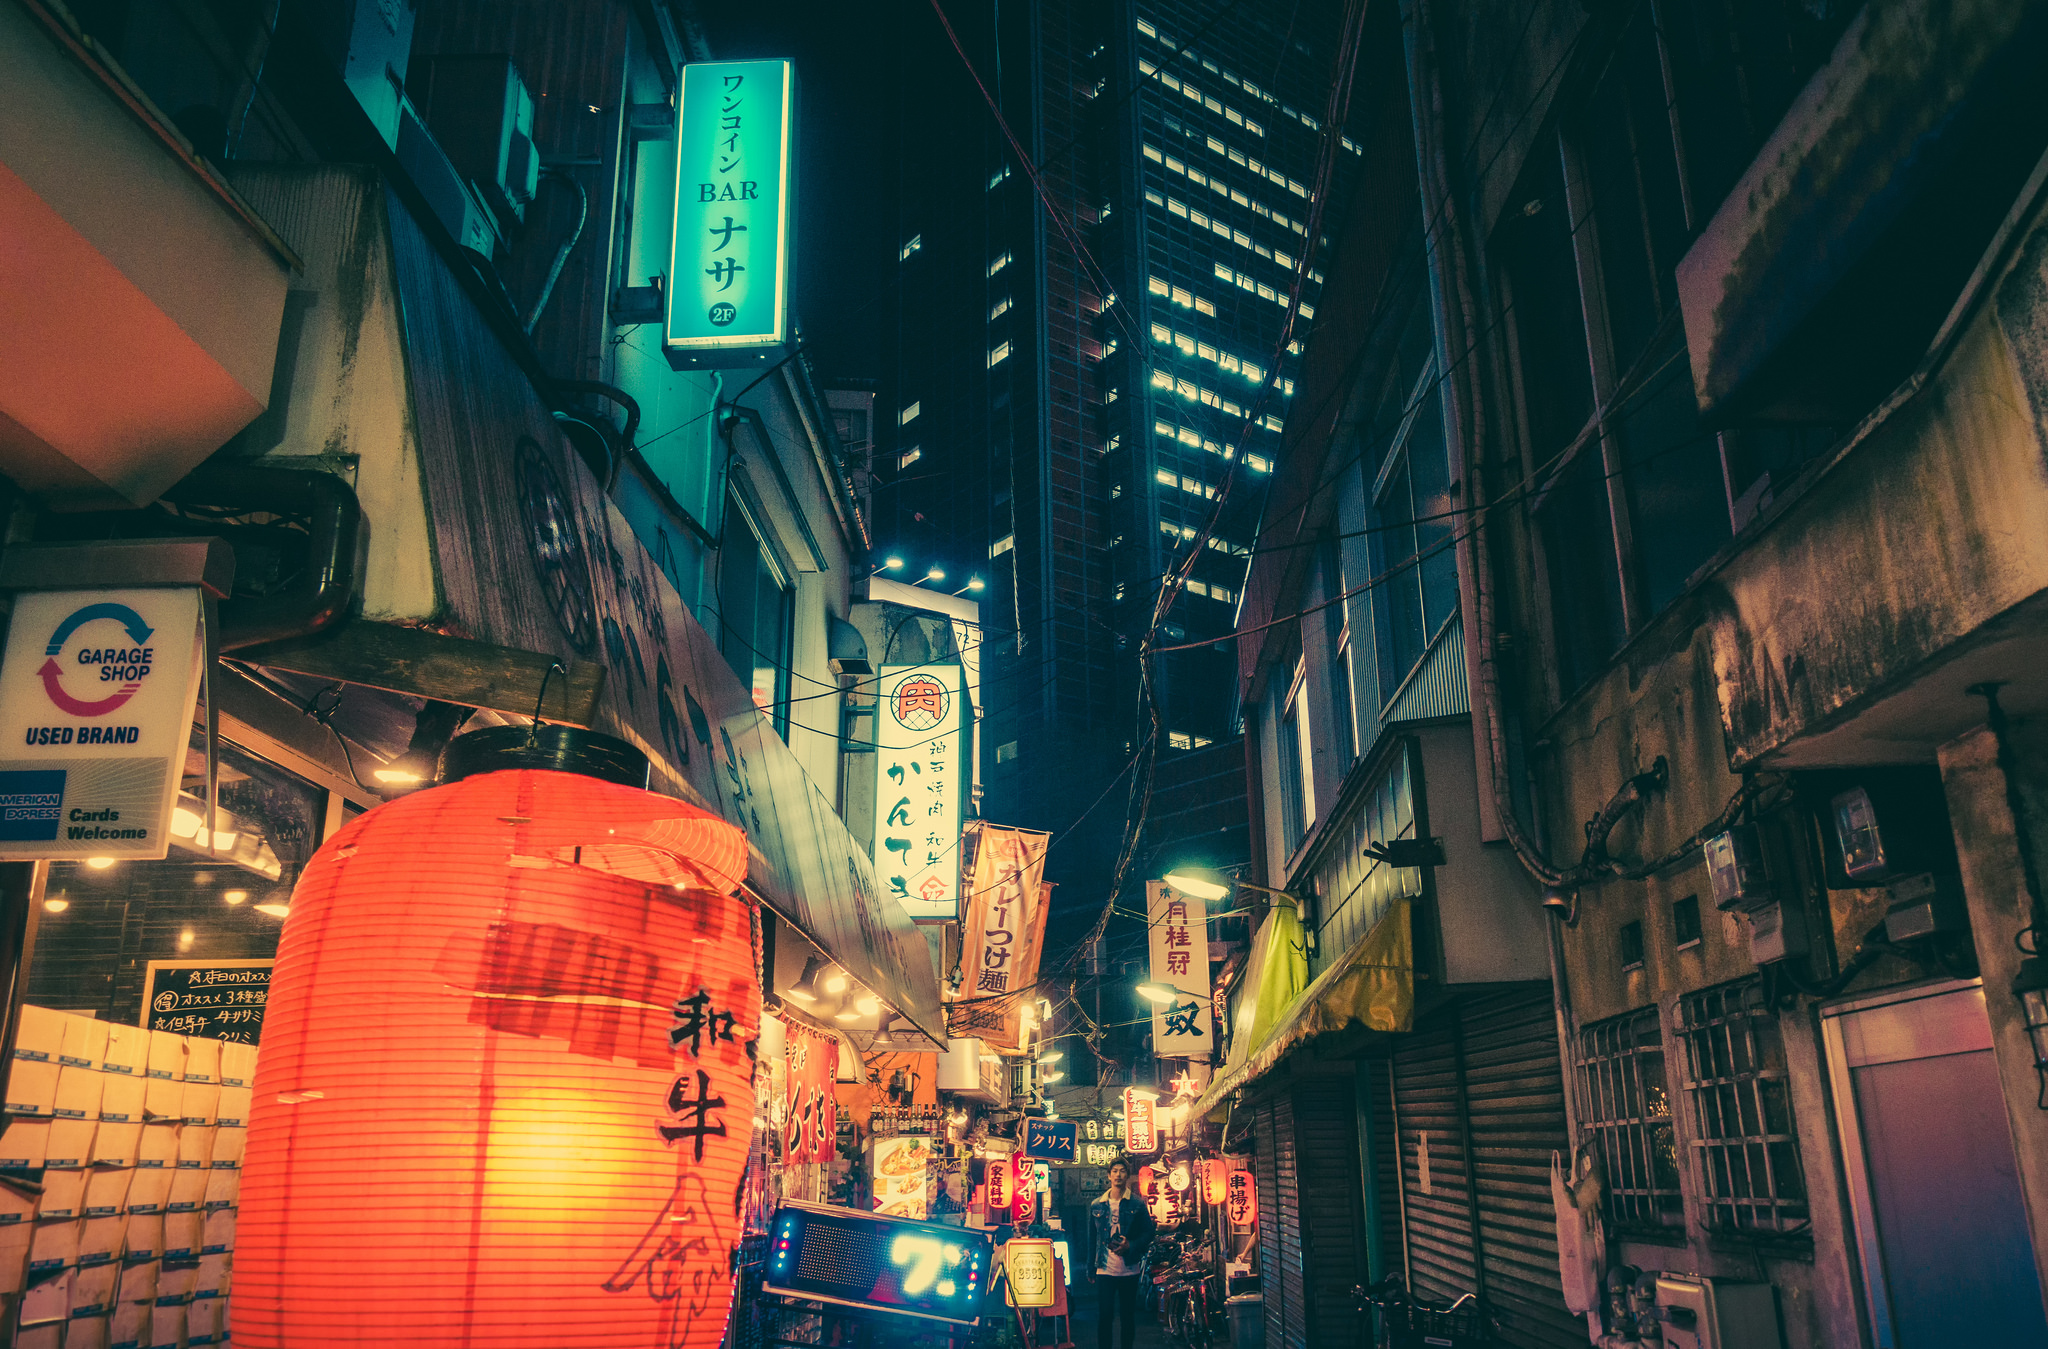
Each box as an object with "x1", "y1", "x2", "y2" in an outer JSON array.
[
  {"x1": 409, "y1": 56, "x2": 540, "y2": 234},
  {"x1": 394, "y1": 99, "x2": 500, "y2": 257}
]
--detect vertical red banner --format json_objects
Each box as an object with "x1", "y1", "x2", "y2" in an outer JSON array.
[{"x1": 783, "y1": 1024, "x2": 837, "y2": 1164}]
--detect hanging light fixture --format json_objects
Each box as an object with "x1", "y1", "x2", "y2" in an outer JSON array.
[
  {"x1": 786, "y1": 956, "x2": 827, "y2": 1003},
  {"x1": 237, "y1": 729, "x2": 758, "y2": 1349}
]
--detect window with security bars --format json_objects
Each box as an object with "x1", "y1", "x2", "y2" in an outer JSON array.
[
  {"x1": 1576, "y1": 1008, "x2": 1683, "y2": 1232},
  {"x1": 1675, "y1": 979, "x2": 1809, "y2": 1235}
]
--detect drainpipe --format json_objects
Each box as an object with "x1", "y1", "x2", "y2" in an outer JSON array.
[
  {"x1": 160, "y1": 463, "x2": 364, "y2": 651},
  {"x1": 1402, "y1": 0, "x2": 1563, "y2": 885}
]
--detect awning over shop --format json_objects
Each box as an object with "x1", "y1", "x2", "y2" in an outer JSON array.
[
  {"x1": 1195, "y1": 900, "x2": 1414, "y2": 1120},
  {"x1": 208, "y1": 165, "x2": 945, "y2": 1044}
]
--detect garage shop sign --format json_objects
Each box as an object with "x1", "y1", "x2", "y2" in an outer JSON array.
[{"x1": 0, "y1": 588, "x2": 204, "y2": 859}]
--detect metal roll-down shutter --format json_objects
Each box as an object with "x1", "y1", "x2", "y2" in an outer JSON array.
[{"x1": 1459, "y1": 987, "x2": 1582, "y2": 1349}]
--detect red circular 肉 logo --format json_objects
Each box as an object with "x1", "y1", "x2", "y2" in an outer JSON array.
[
  {"x1": 38, "y1": 602, "x2": 156, "y2": 717},
  {"x1": 890, "y1": 675, "x2": 949, "y2": 731}
]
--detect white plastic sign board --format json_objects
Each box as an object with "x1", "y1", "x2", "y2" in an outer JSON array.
[
  {"x1": 871, "y1": 664, "x2": 966, "y2": 919},
  {"x1": 0, "y1": 588, "x2": 204, "y2": 859},
  {"x1": 1147, "y1": 880, "x2": 1214, "y2": 1055}
]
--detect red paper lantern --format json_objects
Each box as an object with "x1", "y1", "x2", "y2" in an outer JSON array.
[
  {"x1": 236, "y1": 766, "x2": 756, "y2": 1348},
  {"x1": 1201, "y1": 1159, "x2": 1229, "y2": 1205},
  {"x1": 986, "y1": 1154, "x2": 1014, "y2": 1210},
  {"x1": 1226, "y1": 1167, "x2": 1257, "y2": 1227}
]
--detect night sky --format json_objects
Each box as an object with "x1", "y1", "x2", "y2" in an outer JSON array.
[{"x1": 698, "y1": 2, "x2": 907, "y2": 387}]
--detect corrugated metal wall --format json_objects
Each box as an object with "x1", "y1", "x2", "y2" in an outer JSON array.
[
  {"x1": 1382, "y1": 616, "x2": 1470, "y2": 724},
  {"x1": 1295, "y1": 1085, "x2": 1367, "y2": 1346},
  {"x1": 1393, "y1": 1014, "x2": 1475, "y2": 1301},
  {"x1": 1460, "y1": 989, "x2": 1582, "y2": 1349},
  {"x1": 1254, "y1": 1094, "x2": 1308, "y2": 1349},
  {"x1": 1390, "y1": 990, "x2": 1579, "y2": 1349},
  {"x1": 1253, "y1": 1082, "x2": 1367, "y2": 1349}
]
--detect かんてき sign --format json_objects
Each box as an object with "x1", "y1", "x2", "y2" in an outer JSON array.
[
  {"x1": 0, "y1": 588, "x2": 205, "y2": 861},
  {"x1": 871, "y1": 664, "x2": 967, "y2": 920},
  {"x1": 665, "y1": 59, "x2": 794, "y2": 368}
]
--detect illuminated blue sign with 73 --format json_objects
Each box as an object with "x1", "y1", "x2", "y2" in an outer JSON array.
[
  {"x1": 665, "y1": 59, "x2": 793, "y2": 369},
  {"x1": 762, "y1": 1202, "x2": 994, "y2": 1325}
]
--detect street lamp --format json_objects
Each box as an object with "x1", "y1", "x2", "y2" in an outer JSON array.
[
  {"x1": 916, "y1": 566, "x2": 947, "y2": 588},
  {"x1": 1163, "y1": 865, "x2": 1300, "y2": 916},
  {"x1": 1135, "y1": 982, "x2": 1177, "y2": 1005},
  {"x1": 952, "y1": 576, "x2": 985, "y2": 596},
  {"x1": 871, "y1": 555, "x2": 906, "y2": 576},
  {"x1": 1163, "y1": 865, "x2": 1319, "y2": 958}
]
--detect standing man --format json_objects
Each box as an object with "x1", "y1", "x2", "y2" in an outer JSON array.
[{"x1": 1088, "y1": 1159, "x2": 1156, "y2": 1349}]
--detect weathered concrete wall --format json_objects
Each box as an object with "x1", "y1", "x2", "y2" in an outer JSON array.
[
  {"x1": 1537, "y1": 619, "x2": 1864, "y2": 1348},
  {"x1": 1707, "y1": 270, "x2": 2048, "y2": 767},
  {"x1": 1523, "y1": 183, "x2": 2048, "y2": 1349}
]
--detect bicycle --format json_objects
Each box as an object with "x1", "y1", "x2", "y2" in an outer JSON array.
[
  {"x1": 1354, "y1": 1275, "x2": 1498, "y2": 1349},
  {"x1": 1152, "y1": 1237, "x2": 1221, "y2": 1349}
]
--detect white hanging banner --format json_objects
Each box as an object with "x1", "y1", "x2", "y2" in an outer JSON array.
[
  {"x1": 1147, "y1": 880, "x2": 1214, "y2": 1056},
  {"x1": 0, "y1": 588, "x2": 205, "y2": 860},
  {"x1": 871, "y1": 664, "x2": 967, "y2": 920}
]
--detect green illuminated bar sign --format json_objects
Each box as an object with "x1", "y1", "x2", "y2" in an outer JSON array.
[{"x1": 665, "y1": 59, "x2": 794, "y2": 369}]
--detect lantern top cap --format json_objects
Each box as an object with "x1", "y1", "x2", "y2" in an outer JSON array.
[{"x1": 439, "y1": 723, "x2": 651, "y2": 788}]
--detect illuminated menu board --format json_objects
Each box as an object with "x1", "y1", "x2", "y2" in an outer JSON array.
[{"x1": 762, "y1": 1202, "x2": 994, "y2": 1325}]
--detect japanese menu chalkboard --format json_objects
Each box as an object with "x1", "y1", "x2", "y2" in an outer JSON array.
[{"x1": 141, "y1": 960, "x2": 272, "y2": 1044}]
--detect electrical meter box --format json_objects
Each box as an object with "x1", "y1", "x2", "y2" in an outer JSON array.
[
  {"x1": 1703, "y1": 825, "x2": 1771, "y2": 912},
  {"x1": 1654, "y1": 1274, "x2": 1782, "y2": 1349}
]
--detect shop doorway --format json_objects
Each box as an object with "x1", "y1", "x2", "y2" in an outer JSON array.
[{"x1": 1822, "y1": 978, "x2": 2048, "y2": 1347}]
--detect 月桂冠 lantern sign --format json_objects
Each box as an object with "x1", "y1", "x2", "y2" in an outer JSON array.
[{"x1": 236, "y1": 764, "x2": 756, "y2": 1349}]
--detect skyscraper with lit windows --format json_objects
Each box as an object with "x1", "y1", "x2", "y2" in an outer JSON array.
[{"x1": 877, "y1": 0, "x2": 1352, "y2": 911}]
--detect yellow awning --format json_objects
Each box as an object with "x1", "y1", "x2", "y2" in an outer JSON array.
[{"x1": 1194, "y1": 900, "x2": 1413, "y2": 1119}]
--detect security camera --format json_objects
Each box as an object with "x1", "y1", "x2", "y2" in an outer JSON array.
[{"x1": 1541, "y1": 885, "x2": 1578, "y2": 926}]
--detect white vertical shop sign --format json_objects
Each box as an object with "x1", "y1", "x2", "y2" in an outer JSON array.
[
  {"x1": 0, "y1": 588, "x2": 204, "y2": 860},
  {"x1": 1147, "y1": 880, "x2": 1214, "y2": 1056},
  {"x1": 871, "y1": 664, "x2": 966, "y2": 919}
]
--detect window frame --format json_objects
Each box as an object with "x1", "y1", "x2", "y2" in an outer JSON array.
[
  {"x1": 1366, "y1": 356, "x2": 1459, "y2": 706},
  {"x1": 1673, "y1": 978, "x2": 1811, "y2": 1239},
  {"x1": 716, "y1": 492, "x2": 795, "y2": 740},
  {"x1": 1276, "y1": 657, "x2": 1314, "y2": 853},
  {"x1": 1576, "y1": 1005, "x2": 1687, "y2": 1237},
  {"x1": 1504, "y1": 4, "x2": 1862, "y2": 706}
]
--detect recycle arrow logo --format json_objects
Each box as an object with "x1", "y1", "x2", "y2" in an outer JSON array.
[{"x1": 38, "y1": 601, "x2": 155, "y2": 718}]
